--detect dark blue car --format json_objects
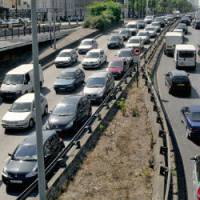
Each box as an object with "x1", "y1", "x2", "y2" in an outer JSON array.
[{"x1": 181, "y1": 106, "x2": 200, "y2": 139}]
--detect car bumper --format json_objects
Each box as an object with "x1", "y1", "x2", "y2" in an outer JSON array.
[
  {"x1": 82, "y1": 63, "x2": 100, "y2": 69},
  {"x1": 54, "y1": 85, "x2": 75, "y2": 92},
  {"x1": 2, "y1": 122, "x2": 29, "y2": 129},
  {"x1": 2, "y1": 174, "x2": 36, "y2": 186},
  {"x1": 0, "y1": 91, "x2": 21, "y2": 99},
  {"x1": 55, "y1": 62, "x2": 72, "y2": 67}
]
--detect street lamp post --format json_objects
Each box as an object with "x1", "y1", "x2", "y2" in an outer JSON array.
[
  {"x1": 31, "y1": 1, "x2": 47, "y2": 200},
  {"x1": 146, "y1": 0, "x2": 149, "y2": 15}
]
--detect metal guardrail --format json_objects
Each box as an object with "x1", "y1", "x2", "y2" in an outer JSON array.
[{"x1": 15, "y1": 19, "x2": 179, "y2": 200}]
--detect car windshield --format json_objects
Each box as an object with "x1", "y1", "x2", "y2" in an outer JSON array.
[
  {"x1": 10, "y1": 102, "x2": 32, "y2": 112},
  {"x1": 3, "y1": 74, "x2": 24, "y2": 85},
  {"x1": 86, "y1": 52, "x2": 100, "y2": 58},
  {"x1": 86, "y1": 77, "x2": 106, "y2": 88},
  {"x1": 127, "y1": 24, "x2": 137, "y2": 28},
  {"x1": 179, "y1": 51, "x2": 194, "y2": 58},
  {"x1": 173, "y1": 76, "x2": 189, "y2": 83},
  {"x1": 120, "y1": 30, "x2": 127, "y2": 34},
  {"x1": 14, "y1": 144, "x2": 37, "y2": 160},
  {"x1": 58, "y1": 52, "x2": 71, "y2": 57},
  {"x1": 81, "y1": 40, "x2": 92, "y2": 45},
  {"x1": 118, "y1": 50, "x2": 132, "y2": 57},
  {"x1": 111, "y1": 36, "x2": 120, "y2": 41},
  {"x1": 53, "y1": 103, "x2": 76, "y2": 116},
  {"x1": 57, "y1": 72, "x2": 75, "y2": 79},
  {"x1": 138, "y1": 32, "x2": 147, "y2": 36},
  {"x1": 109, "y1": 61, "x2": 123, "y2": 67},
  {"x1": 146, "y1": 28, "x2": 155, "y2": 31},
  {"x1": 129, "y1": 38, "x2": 140, "y2": 43},
  {"x1": 191, "y1": 112, "x2": 200, "y2": 121}
]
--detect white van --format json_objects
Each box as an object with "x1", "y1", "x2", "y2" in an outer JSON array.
[
  {"x1": 0, "y1": 64, "x2": 44, "y2": 99},
  {"x1": 174, "y1": 44, "x2": 196, "y2": 70},
  {"x1": 164, "y1": 32, "x2": 183, "y2": 56}
]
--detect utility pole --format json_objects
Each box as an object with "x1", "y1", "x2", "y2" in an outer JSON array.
[
  {"x1": 31, "y1": 1, "x2": 47, "y2": 200},
  {"x1": 146, "y1": 0, "x2": 149, "y2": 15},
  {"x1": 15, "y1": 0, "x2": 18, "y2": 16},
  {"x1": 52, "y1": 0, "x2": 56, "y2": 49}
]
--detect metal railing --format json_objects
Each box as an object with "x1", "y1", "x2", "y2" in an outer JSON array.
[{"x1": 15, "y1": 19, "x2": 179, "y2": 200}]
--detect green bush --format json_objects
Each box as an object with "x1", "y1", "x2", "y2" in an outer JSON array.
[{"x1": 84, "y1": 0, "x2": 121, "y2": 30}]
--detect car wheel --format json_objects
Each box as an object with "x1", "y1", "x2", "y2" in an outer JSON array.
[
  {"x1": 29, "y1": 119, "x2": 35, "y2": 129},
  {"x1": 44, "y1": 105, "x2": 48, "y2": 116}
]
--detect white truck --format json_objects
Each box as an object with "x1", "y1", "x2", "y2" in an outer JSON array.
[
  {"x1": 174, "y1": 44, "x2": 197, "y2": 71},
  {"x1": 164, "y1": 32, "x2": 183, "y2": 56},
  {"x1": 0, "y1": 64, "x2": 44, "y2": 100}
]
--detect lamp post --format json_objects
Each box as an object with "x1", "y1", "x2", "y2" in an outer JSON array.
[{"x1": 31, "y1": 0, "x2": 47, "y2": 199}]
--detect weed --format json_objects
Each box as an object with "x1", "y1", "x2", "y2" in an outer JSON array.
[
  {"x1": 117, "y1": 98, "x2": 126, "y2": 116},
  {"x1": 132, "y1": 106, "x2": 140, "y2": 117}
]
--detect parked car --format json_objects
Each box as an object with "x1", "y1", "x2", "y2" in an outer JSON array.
[
  {"x1": 180, "y1": 16, "x2": 191, "y2": 26},
  {"x1": 144, "y1": 15, "x2": 154, "y2": 24},
  {"x1": 181, "y1": 106, "x2": 200, "y2": 138},
  {"x1": 84, "y1": 72, "x2": 115, "y2": 103},
  {"x1": 145, "y1": 26, "x2": 157, "y2": 38},
  {"x1": 191, "y1": 155, "x2": 200, "y2": 200},
  {"x1": 177, "y1": 23, "x2": 188, "y2": 34},
  {"x1": 77, "y1": 38, "x2": 97, "y2": 54},
  {"x1": 137, "y1": 20, "x2": 146, "y2": 29},
  {"x1": 106, "y1": 58, "x2": 128, "y2": 79},
  {"x1": 107, "y1": 35, "x2": 123, "y2": 49},
  {"x1": 2, "y1": 93, "x2": 48, "y2": 130},
  {"x1": 165, "y1": 70, "x2": 191, "y2": 96},
  {"x1": 137, "y1": 30, "x2": 150, "y2": 44},
  {"x1": 53, "y1": 68, "x2": 85, "y2": 93},
  {"x1": 54, "y1": 49, "x2": 78, "y2": 68},
  {"x1": 82, "y1": 49, "x2": 107, "y2": 69},
  {"x1": 2, "y1": 130, "x2": 65, "y2": 186},
  {"x1": 125, "y1": 21, "x2": 138, "y2": 36},
  {"x1": 118, "y1": 29, "x2": 131, "y2": 40},
  {"x1": 117, "y1": 48, "x2": 134, "y2": 66},
  {"x1": 126, "y1": 36, "x2": 144, "y2": 50},
  {"x1": 46, "y1": 95, "x2": 91, "y2": 132},
  {"x1": 193, "y1": 20, "x2": 200, "y2": 29}
]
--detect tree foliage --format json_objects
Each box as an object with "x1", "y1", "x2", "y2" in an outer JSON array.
[{"x1": 84, "y1": 0, "x2": 121, "y2": 30}]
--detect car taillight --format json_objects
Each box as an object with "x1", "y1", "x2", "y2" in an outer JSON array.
[{"x1": 197, "y1": 187, "x2": 200, "y2": 200}]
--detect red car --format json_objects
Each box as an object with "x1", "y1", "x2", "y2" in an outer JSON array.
[{"x1": 106, "y1": 58, "x2": 128, "y2": 79}]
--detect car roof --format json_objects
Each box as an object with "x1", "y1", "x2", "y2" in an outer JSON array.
[
  {"x1": 60, "y1": 49, "x2": 74, "y2": 53},
  {"x1": 127, "y1": 21, "x2": 137, "y2": 25},
  {"x1": 88, "y1": 49, "x2": 103, "y2": 53},
  {"x1": 8, "y1": 64, "x2": 34, "y2": 75},
  {"x1": 110, "y1": 57, "x2": 124, "y2": 62},
  {"x1": 15, "y1": 93, "x2": 36, "y2": 103},
  {"x1": 23, "y1": 130, "x2": 56, "y2": 146},
  {"x1": 82, "y1": 38, "x2": 94, "y2": 42},
  {"x1": 176, "y1": 44, "x2": 196, "y2": 51},
  {"x1": 60, "y1": 67, "x2": 80, "y2": 74},
  {"x1": 129, "y1": 36, "x2": 141, "y2": 40},
  {"x1": 170, "y1": 70, "x2": 188, "y2": 77},
  {"x1": 62, "y1": 95, "x2": 83, "y2": 104},
  {"x1": 89, "y1": 71, "x2": 109, "y2": 78},
  {"x1": 119, "y1": 48, "x2": 132, "y2": 52},
  {"x1": 165, "y1": 32, "x2": 182, "y2": 36},
  {"x1": 138, "y1": 30, "x2": 148, "y2": 33}
]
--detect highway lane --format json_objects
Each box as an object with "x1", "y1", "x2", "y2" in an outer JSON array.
[
  {"x1": 157, "y1": 26, "x2": 200, "y2": 200},
  {"x1": 0, "y1": 26, "x2": 125, "y2": 199}
]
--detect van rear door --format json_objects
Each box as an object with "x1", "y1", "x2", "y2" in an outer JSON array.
[{"x1": 178, "y1": 50, "x2": 196, "y2": 67}]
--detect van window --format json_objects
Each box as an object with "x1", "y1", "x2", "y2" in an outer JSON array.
[
  {"x1": 3, "y1": 74, "x2": 24, "y2": 85},
  {"x1": 179, "y1": 51, "x2": 194, "y2": 58},
  {"x1": 25, "y1": 74, "x2": 30, "y2": 83}
]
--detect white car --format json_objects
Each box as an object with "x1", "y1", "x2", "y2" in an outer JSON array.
[
  {"x1": 126, "y1": 36, "x2": 144, "y2": 50},
  {"x1": 145, "y1": 26, "x2": 157, "y2": 38},
  {"x1": 77, "y1": 38, "x2": 98, "y2": 54},
  {"x1": 150, "y1": 22, "x2": 161, "y2": 32},
  {"x1": 137, "y1": 30, "x2": 150, "y2": 44},
  {"x1": 2, "y1": 93, "x2": 48, "y2": 130},
  {"x1": 54, "y1": 49, "x2": 78, "y2": 68},
  {"x1": 125, "y1": 21, "x2": 138, "y2": 36},
  {"x1": 144, "y1": 15, "x2": 154, "y2": 24},
  {"x1": 82, "y1": 49, "x2": 107, "y2": 69}
]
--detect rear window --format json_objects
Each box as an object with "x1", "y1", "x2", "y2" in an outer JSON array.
[
  {"x1": 173, "y1": 76, "x2": 189, "y2": 83},
  {"x1": 178, "y1": 51, "x2": 195, "y2": 58}
]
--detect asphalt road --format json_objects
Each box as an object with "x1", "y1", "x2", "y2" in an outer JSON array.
[
  {"x1": 0, "y1": 22, "x2": 154, "y2": 199},
  {"x1": 157, "y1": 26, "x2": 200, "y2": 200}
]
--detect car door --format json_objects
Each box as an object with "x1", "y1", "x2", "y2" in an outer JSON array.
[
  {"x1": 77, "y1": 99, "x2": 85, "y2": 122},
  {"x1": 24, "y1": 73, "x2": 32, "y2": 93}
]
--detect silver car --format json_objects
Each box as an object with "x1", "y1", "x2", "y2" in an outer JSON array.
[
  {"x1": 84, "y1": 72, "x2": 115, "y2": 103},
  {"x1": 137, "y1": 30, "x2": 151, "y2": 44}
]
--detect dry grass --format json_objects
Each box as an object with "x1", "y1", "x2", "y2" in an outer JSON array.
[{"x1": 59, "y1": 84, "x2": 153, "y2": 200}]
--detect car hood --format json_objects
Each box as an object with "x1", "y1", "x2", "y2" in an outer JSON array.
[
  {"x1": 55, "y1": 57, "x2": 71, "y2": 62},
  {"x1": 126, "y1": 43, "x2": 140, "y2": 48},
  {"x1": 5, "y1": 159, "x2": 37, "y2": 174},
  {"x1": 0, "y1": 84, "x2": 23, "y2": 92},
  {"x1": 2, "y1": 112, "x2": 31, "y2": 122},
  {"x1": 83, "y1": 58, "x2": 99, "y2": 63},
  {"x1": 84, "y1": 87, "x2": 104, "y2": 95},
  {"x1": 138, "y1": 36, "x2": 148, "y2": 40},
  {"x1": 48, "y1": 114, "x2": 74, "y2": 126},
  {"x1": 107, "y1": 67, "x2": 123, "y2": 73},
  {"x1": 54, "y1": 79, "x2": 75, "y2": 86},
  {"x1": 78, "y1": 45, "x2": 92, "y2": 50}
]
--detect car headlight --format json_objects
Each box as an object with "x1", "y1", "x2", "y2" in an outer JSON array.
[
  {"x1": 2, "y1": 167, "x2": 8, "y2": 176},
  {"x1": 97, "y1": 91, "x2": 104, "y2": 97},
  {"x1": 65, "y1": 121, "x2": 74, "y2": 129},
  {"x1": 26, "y1": 169, "x2": 37, "y2": 178}
]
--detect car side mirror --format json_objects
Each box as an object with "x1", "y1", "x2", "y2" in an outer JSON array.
[
  {"x1": 8, "y1": 153, "x2": 13, "y2": 157},
  {"x1": 165, "y1": 73, "x2": 169, "y2": 76},
  {"x1": 190, "y1": 157, "x2": 197, "y2": 161}
]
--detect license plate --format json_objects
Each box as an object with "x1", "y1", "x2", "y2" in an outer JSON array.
[
  {"x1": 177, "y1": 84, "x2": 185, "y2": 86},
  {"x1": 10, "y1": 180, "x2": 23, "y2": 184}
]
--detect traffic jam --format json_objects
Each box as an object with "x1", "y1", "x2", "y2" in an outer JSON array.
[{"x1": 0, "y1": 12, "x2": 199, "y2": 198}]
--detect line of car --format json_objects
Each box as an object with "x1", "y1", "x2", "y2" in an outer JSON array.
[{"x1": 0, "y1": 14, "x2": 177, "y2": 189}]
